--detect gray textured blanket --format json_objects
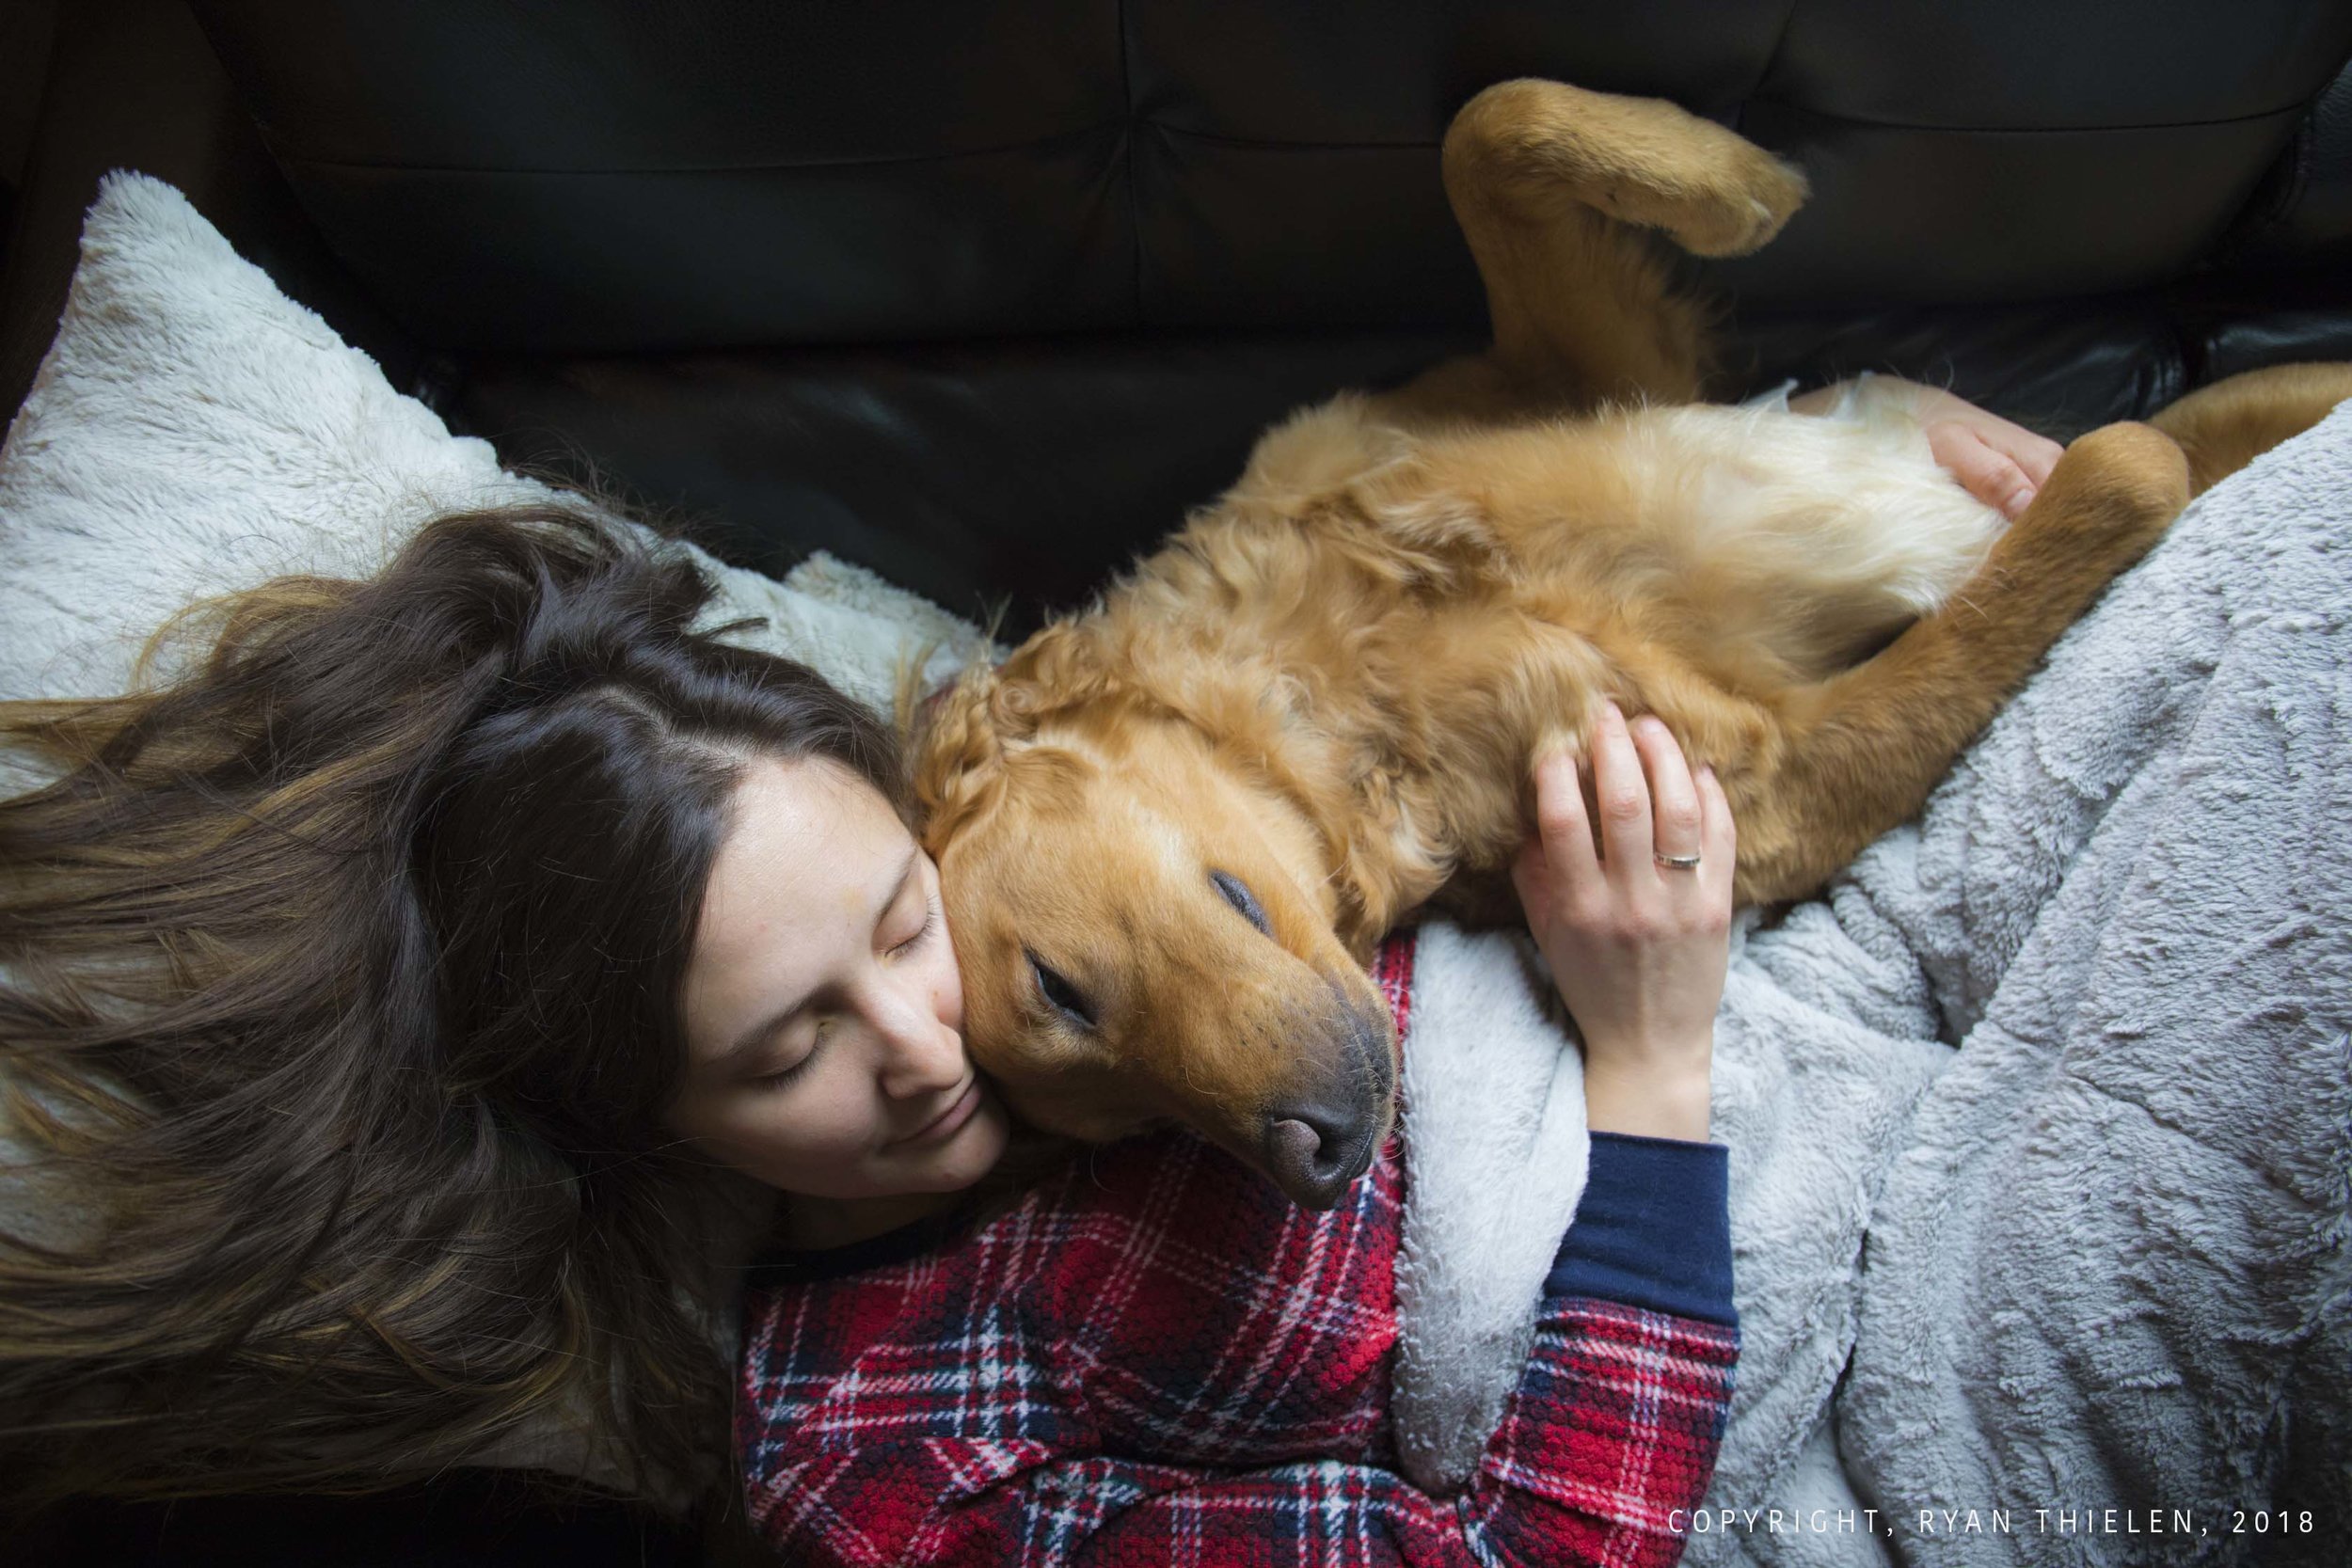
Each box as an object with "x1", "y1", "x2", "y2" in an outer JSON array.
[
  {"x1": 1392, "y1": 402, "x2": 2352, "y2": 1567},
  {"x1": 1784, "y1": 399, "x2": 2352, "y2": 1567},
  {"x1": 1722, "y1": 399, "x2": 2343, "y2": 1560}
]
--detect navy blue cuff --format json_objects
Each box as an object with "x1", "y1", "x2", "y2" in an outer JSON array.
[{"x1": 1546, "y1": 1131, "x2": 1737, "y2": 1328}]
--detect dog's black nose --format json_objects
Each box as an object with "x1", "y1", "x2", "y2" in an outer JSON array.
[{"x1": 1263, "y1": 1105, "x2": 1375, "y2": 1210}]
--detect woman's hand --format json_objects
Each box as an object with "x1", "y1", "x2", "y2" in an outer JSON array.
[
  {"x1": 1792, "y1": 375, "x2": 2064, "y2": 521},
  {"x1": 1511, "y1": 703, "x2": 1735, "y2": 1142}
]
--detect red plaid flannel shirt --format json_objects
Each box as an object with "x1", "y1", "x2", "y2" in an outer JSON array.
[{"x1": 738, "y1": 928, "x2": 1738, "y2": 1565}]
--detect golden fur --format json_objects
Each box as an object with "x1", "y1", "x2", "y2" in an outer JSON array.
[{"x1": 912, "y1": 79, "x2": 2352, "y2": 1206}]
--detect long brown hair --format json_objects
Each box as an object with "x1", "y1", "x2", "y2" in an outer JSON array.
[{"x1": 0, "y1": 502, "x2": 907, "y2": 1506}]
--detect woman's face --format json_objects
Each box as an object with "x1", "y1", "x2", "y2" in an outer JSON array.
[{"x1": 669, "y1": 757, "x2": 1009, "y2": 1199}]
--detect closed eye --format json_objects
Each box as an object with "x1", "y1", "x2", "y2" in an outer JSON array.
[
  {"x1": 890, "y1": 897, "x2": 940, "y2": 958},
  {"x1": 1210, "y1": 870, "x2": 1270, "y2": 936},
  {"x1": 1026, "y1": 951, "x2": 1097, "y2": 1032}
]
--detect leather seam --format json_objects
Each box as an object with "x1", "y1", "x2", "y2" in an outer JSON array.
[
  {"x1": 1075, "y1": 104, "x2": 2307, "y2": 157},
  {"x1": 1737, "y1": 101, "x2": 2307, "y2": 137},
  {"x1": 1747, "y1": 0, "x2": 1806, "y2": 111},
  {"x1": 1118, "y1": 0, "x2": 1144, "y2": 328},
  {"x1": 272, "y1": 123, "x2": 1132, "y2": 179},
  {"x1": 262, "y1": 105, "x2": 2309, "y2": 179}
]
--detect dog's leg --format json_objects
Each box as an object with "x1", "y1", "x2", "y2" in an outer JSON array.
[
  {"x1": 1378, "y1": 79, "x2": 1808, "y2": 425},
  {"x1": 2151, "y1": 362, "x2": 2352, "y2": 496},
  {"x1": 1722, "y1": 422, "x2": 2190, "y2": 904}
]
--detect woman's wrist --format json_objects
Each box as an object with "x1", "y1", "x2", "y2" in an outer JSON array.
[{"x1": 1584, "y1": 1057, "x2": 1713, "y2": 1142}]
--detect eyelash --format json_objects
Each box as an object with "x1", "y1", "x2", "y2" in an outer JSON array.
[
  {"x1": 758, "y1": 1053, "x2": 818, "y2": 1090},
  {"x1": 759, "y1": 898, "x2": 938, "y2": 1089},
  {"x1": 891, "y1": 897, "x2": 940, "y2": 958}
]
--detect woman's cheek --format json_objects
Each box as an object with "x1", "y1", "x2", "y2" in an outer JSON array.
[
  {"x1": 748, "y1": 1078, "x2": 873, "y2": 1174},
  {"x1": 931, "y1": 958, "x2": 964, "y2": 1042},
  {"x1": 925, "y1": 874, "x2": 966, "y2": 1036}
]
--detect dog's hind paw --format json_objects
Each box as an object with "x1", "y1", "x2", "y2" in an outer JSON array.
[{"x1": 1666, "y1": 148, "x2": 1810, "y2": 257}]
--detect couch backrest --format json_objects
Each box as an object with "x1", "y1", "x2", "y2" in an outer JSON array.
[{"x1": 189, "y1": 0, "x2": 2352, "y2": 356}]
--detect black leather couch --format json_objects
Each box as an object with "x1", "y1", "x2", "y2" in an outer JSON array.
[
  {"x1": 7, "y1": 1, "x2": 2352, "y2": 639},
  {"x1": 4, "y1": 2, "x2": 2350, "y2": 1561}
]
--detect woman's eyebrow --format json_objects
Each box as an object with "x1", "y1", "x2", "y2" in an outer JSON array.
[{"x1": 720, "y1": 844, "x2": 921, "y2": 1066}]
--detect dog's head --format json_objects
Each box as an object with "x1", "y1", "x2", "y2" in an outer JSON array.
[{"x1": 912, "y1": 626, "x2": 1396, "y2": 1209}]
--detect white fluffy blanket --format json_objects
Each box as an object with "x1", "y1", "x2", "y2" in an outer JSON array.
[
  {"x1": 0, "y1": 180, "x2": 988, "y2": 731},
  {"x1": 7, "y1": 181, "x2": 2347, "y2": 1562}
]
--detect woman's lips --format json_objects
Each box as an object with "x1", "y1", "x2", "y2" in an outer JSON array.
[{"x1": 896, "y1": 1080, "x2": 981, "y2": 1148}]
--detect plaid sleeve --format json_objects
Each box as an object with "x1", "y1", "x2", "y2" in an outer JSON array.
[
  {"x1": 741, "y1": 1292, "x2": 1736, "y2": 1567},
  {"x1": 1459, "y1": 1296, "x2": 1739, "y2": 1565}
]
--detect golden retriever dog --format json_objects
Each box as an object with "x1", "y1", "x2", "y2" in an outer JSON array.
[{"x1": 910, "y1": 79, "x2": 2352, "y2": 1208}]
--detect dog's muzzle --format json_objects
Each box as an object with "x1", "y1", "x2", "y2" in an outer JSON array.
[{"x1": 1260, "y1": 995, "x2": 1395, "y2": 1209}]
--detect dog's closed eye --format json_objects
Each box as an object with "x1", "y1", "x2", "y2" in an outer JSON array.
[
  {"x1": 1210, "y1": 871, "x2": 1270, "y2": 936},
  {"x1": 1026, "y1": 951, "x2": 1098, "y2": 1032}
]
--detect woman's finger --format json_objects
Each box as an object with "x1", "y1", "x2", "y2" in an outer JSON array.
[
  {"x1": 2010, "y1": 429, "x2": 2063, "y2": 490},
  {"x1": 1522, "y1": 747, "x2": 1599, "y2": 894},
  {"x1": 1629, "y1": 715, "x2": 1703, "y2": 871},
  {"x1": 1696, "y1": 762, "x2": 1737, "y2": 904},
  {"x1": 1590, "y1": 703, "x2": 1654, "y2": 880},
  {"x1": 1928, "y1": 423, "x2": 2036, "y2": 521}
]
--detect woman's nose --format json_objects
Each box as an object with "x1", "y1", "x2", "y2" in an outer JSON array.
[{"x1": 872, "y1": 974, "x2": 964, "y2": 1098}]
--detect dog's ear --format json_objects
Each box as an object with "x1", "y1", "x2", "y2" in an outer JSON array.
[
  {"x1": 993, "y1": 621, "x2": 1120, "y2": 721},
  {"x1": 912, "y1": 666, "x2": 1011, "y2": 848},
  {"x1": 913, "y1": 623, "x2": 1124, "y2": 849}
]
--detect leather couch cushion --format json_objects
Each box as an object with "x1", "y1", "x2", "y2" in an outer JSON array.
[
  {"x1": 450, "y1": 294, "x2": 2217, "y2": 638},
  {"x1": 2231, "y1": 55, "x2": 2352, "y2": 271},
  {"x1": 451, "y1": 330, "x2": 1475, "y2": 632},
  {"x1": 190, "y1": 0, "x2": 2352, "y2": 351}
]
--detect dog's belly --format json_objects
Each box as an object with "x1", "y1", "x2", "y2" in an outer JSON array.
[
  {"x1": 1501, "y1": 401, "x2": 2010, "y2": 679},
  {"x1": 1206, "y1": 386, "x2": 2017, "y2": 896}
]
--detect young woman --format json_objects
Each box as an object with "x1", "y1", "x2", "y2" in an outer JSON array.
[
  {"x1": 0, "y1": 384, "x2": 2059, "y2": 1544},
  {"x1": 0, "y1": 500, "x2": 1741, "y2": 1559}
]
